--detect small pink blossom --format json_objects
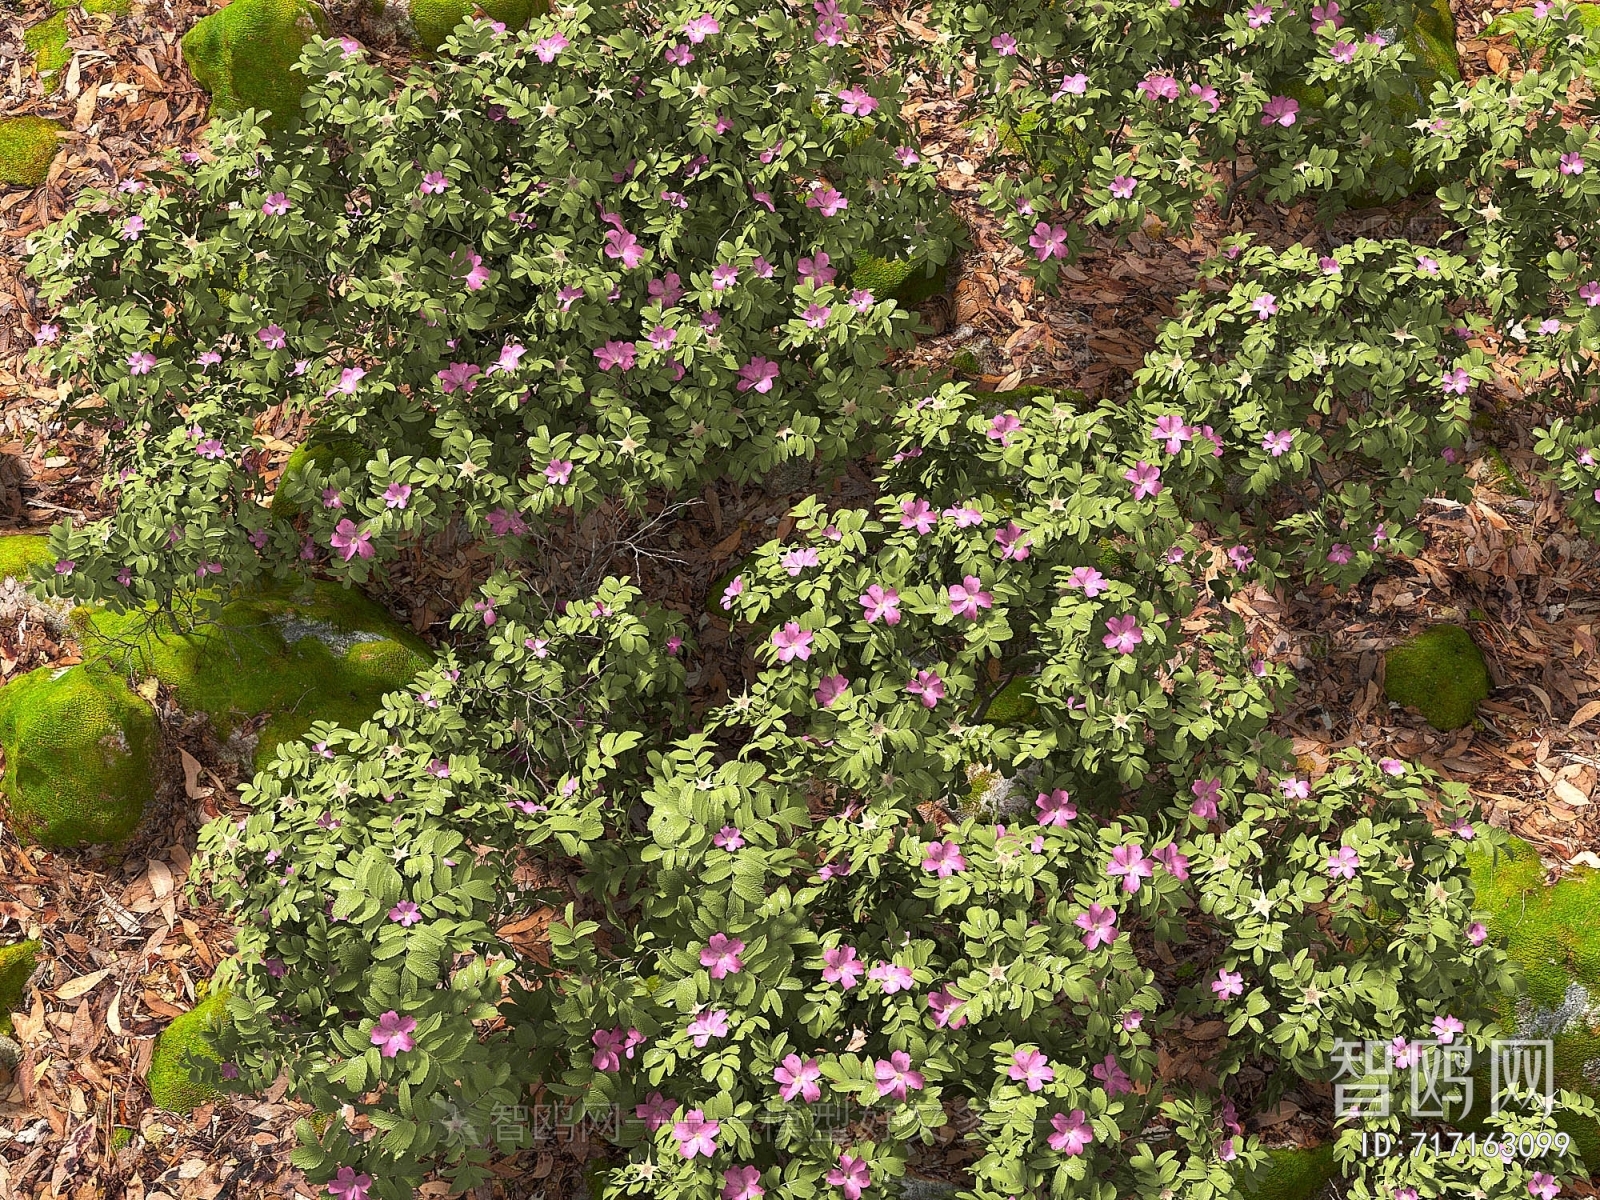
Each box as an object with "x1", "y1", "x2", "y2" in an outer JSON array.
[
  {"x1": 816, "y1": 674, "x2": 849, "y2": 707},
  {"x1": 922, "y1": 839, "x2": 965, "y2": 875},
  {"x1": 907, "y1": 669, "x2": 946, "y2": 708},
  {"x1": 1009, "y1": 1048, "x2": 1055, "y2": 1092},
  {"x1": 327, "y1": 1167, "x2": 373, "y2": 1200},
  {"x1": 1030, "y1": 222, "x2": 1070, "y2": 261},
  {"x1": 1076, "y1": 902, "x2": 1118, "y2": 949},
  {"x1": 837, "y1": 86, "x2": 879, "y2": 116},
  {"x1": 1124, "y1": 460, "x2": 1162, "y2": 499},
  {"x1": 1102, "y1": 614, "x2": 1144, "y2": 654},
  {"x1": 1036, "y1": 789, "x2": 1077, "y2": 825},
  {"x1": 822, "y1": 945, "x2": 864, "y2": 988},
  {"x1": 1065, "y1": 566, "x2": 1108, "y2": 596},
  {"x1": 673, "y1": 1110, "x2": 720, "y2": 1158},
  {"x1": 775, "y1": 1054, "x2": 823, "y2": 1103},
  {"x1": 827, "y1": 1154, "x2": 871, "y2": 1200},
  {"x1": 1326, "y1": 845, "x2": 1361, "y2": 880},
  {"x1": 1261, "y1": 96, "x2": 1299, "y2": 126},
  {"x1": 873, "y1": 1050, "x2": 925, "y2": 1100},
  {"x1": 771, "y1": 622, "x2": 814, "y2": 663},
  {"x1": 370, "y1": 1010, "x2": 416, "y2": 1057},
  {"x1": 1109, "y1": 175, "x2": 1137, "y2": 199},
  {"x1": 1212, "y1": 969, "x2": 1244, "y2": 1000},
  {"x1": 948, "y1": 575, "x2": 993, "y2": 619},
  {"x1": 701, "y1": 933, "x2": 746, "y2": 979},
  {"x1": 1048, "y1": 1109, "x2": 1094, "y2": 1155},
  {"x1": 738, "y1": 357, "x2": 780, "y2": 393},
  {"x1": 686, "y1": 1009, "x2": 730, "y2": 1048}
]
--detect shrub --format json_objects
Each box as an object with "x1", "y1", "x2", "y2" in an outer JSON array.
[
  {"x1": 1383, "y1": 624, "x2": 1489, "y2": 732},
  {"x1": 29, "y1": 0, "x2": 955, "y2": 607}
]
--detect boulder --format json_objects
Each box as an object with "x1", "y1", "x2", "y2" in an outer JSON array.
[
  {"x1": 1383, "y1": 623, "x2": 1489, "y2": 731},
  {"x1": 851, "y1": 255, "x2": 950, "y2": 309},
  {"x1": 0, "y1": 117, "x2": 63, "y2": 189},
  {"x1": 148, "y1": 989, "x2": 230, "y2": 1112},
  {"x1": 181, "y1": 0, "x2": 330, "y2": 128},
  {"x1": 0, "y1": 535, "x2": 53, "y2": 581},
  {"x1": 0, "y1": 662, "x2": 157, "y2": 847}
]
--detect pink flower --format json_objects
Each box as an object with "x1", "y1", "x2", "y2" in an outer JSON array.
[
  {"x1": 1057, "y1": 73, "x2": 1089, "y2": 96},
  {"x1": 949, "y1": 575, "x2": 993, "y2": 619},
  {"x1": 1432, "y1": 1014, "x2": 1464, "y2": 1043},
  {"x1": 995, "y1": 521, "x2": 1030, "y2": 560},
  {"x1": 922, "y1": 839, "x2": 966, "y2": 875},
  {"x1": 1280, "y1": 776, "x2": 1309, "y2": 799},
  {"x1": 196, "y1": 438, "x2": 226, "y2": 460},
  {"x1": 262, "y1": 192, "x2": 290, "y2": 216},
  {"x1": 370, "y1": 1010, "x2": 417, "y2": 1057},
  {"x1": 797, "y1": 252, "x2": 836, "y2": 285},
  {"x1": 1065, "y1": 566, "x2": 1108, "y2": 596},
  {"x1": 927, "y1": 987, "x2": 966, "y2": 1029},
  {"x1": 1330, "y1": 38, "x2": 1357, "y2": 61},
  {"x1": 1029, "y1": 222, "x2": 1071, "y2": 261},
  {"x1": 991, "y1": 32, "x2": 1018, "y2": 53},
  {"x1": 603, "y1": 225, "x2": 644, "y2": 269},
  {"x1": 873, "y1": 1051, "x2": 925, "y2": 1100},
  {"x1": 545, "y1": 458, "x2": 573, "y2": 485},
  {"x1": 907, "y1": 669, "x2": 946, "y2": 708},
  {"x1": 591, "y1": 1027, "x2": 630, "y2": 1071},
  {"x1": 1262, "y1": 429, "x2": 1294, "y2": 456},
  {"x1": 488, "y1": 342, "x2": 525, "y2": 374},
  {"x1": 1212, "y1": 969, "x2": 1244, "y2": 1000},
  {"x1": 1247, "y1": 2, "x2": 1273, "y2": 24},
  {"x1": 838, "y1": 86, "x2": 879, "y2": 116},
  {"x1": 1109, "y1": 175, "x2": 1137, "y2": 199},
  {"x1": 711, "y1": 264, "x2": 739, "y2": 291},
  {"x1": 486, "y1": 507, "x2": 527, "y2": 537},
  {"x1": 684, "y1": 13, "x2": 721, "y2": 41},
  {"x1": 1529, "y1": 1172, "x2": 1560, "y2": 1200},
  {"x1": 383, "y1": 482, "x2": 411, "y2": 509},
  {"x1": 1326, "y1": 845, "x2": 1361, "y2": 880},
  {"x1": 388, "y1": 900, "x2": 421, "y2": 926},
  {"x1": 1152, "y1": 844, "x2": 1190, "y2": 883},
  {"x1": 806, "y1": 185, "x2": 849, "y2": 216},
  {"x1": 816, "y1": 674, "x2": 849, "y2": 707},
  {"x1": 1190, "y1": 778, "x2": 1222, "y2": 818},
  {"x1": 856, "y1": 583, "x2": 902, "y2": 625},
  {"x1": 721, "y1": 577, "x2": 744, "y2": 610},
  {"x1": 330, "y1": 519, "x2": 374, "y2": 562},
  {"x1": 558, "y1": 285, "x2": 586, "y2": 311},
  {"x1": 1378, "y1": 757, "x2": 1405, "y2": 776},
  {"x1": 803, "y1": 303, "x2": 832, "y2": 328},
  {"x1": 1138, "y1": 73, "x2": 1180, "y2": 101},
  {"x1": 1151, "y1": 414, "x2": 1192, "y2": 454},
  {"x1": 822, "y1": 945, "x2": 864, "y2": 988},
  {"x1": 775, "y1": 1053, "x2": 824, "y2": 1103},
  {"x1": 1010, "y1": 1048, "x2": 1055, "y2": 1092},
  {"x1": 533, "y1": 32, "x2": 568, "y2": 61},
  {"x1": 327, "y1": 1166, "x2": 373, "y2": 1200},
  {"x1": 1102, "y1": 614, "x2": 1144, "y2": 654},
  {"x1": 120, "y1": 215, "x2": 145, "y2": 240},
  {"x1": 771, "y1": 622, "x2": 814, "y2": 663},
  {"x1": 637, "y1": 1092, "x2": 676, "y2": 1131},
  {"x1": 1328, "y1": 543, "x2": 1353, "y2": 564},
  {"x1": 462, "y1": 253, "x2": 491, "y2": 291},
  {"x1": 1092, "y1": 1053, "x2": 1133, "y2": 1094},
  {"x1": 1036, "y1": 789, "x2": 1077, "y2": 826},
  {"x1": 595, "y1": 341, "x2": 636, "y2": 372},
  {"x1": 1251, "y1": 294, "x2": 1279, "y2": 322},
  {"x1": 1311, "y1": 0, "x2": 1342, "y2": 24},
  {"x1": 738, "y1": 357, "x2": 780, "y2": 393},
  {"x1": 713, "y1": 826, "x2": 745, "y2": 851},
  {"x1": 722, "y1": 1166, "x2": 764, "y2": 1200},
  {"x1": 900, "y1": 498, "x2": 937, "y2": 533},
  {"x1": 687, "y1": 1009, "x2": 730, "y2": 1048},
  {"x1": 1076, "y1": 902, "x2": 1118, "y2": 949},
  {"x1": 1048, "y1": 1109, "x2": 1094, "y2": 1155},
  {"x1": 420, "y1": 171, "x2": 449, "y2": 195},
  {"x1": 1227, "y1": 545, "x2": 1254, "y2": 571},
  {"x1": 1580, "y1": 282, "x2": 1600, "y2": 307},
  {"x1": 1190, "y1": 83, "x2": 1220, "y2": 112},
  {"x1": 988, "y1": 412, "x2": 1022, "y2": 442},
  {"x1": 1124, "y1": 461, "x2": 1162, "y2": 499},
  {"x1": 701, "y1": 933, "x2": 746, "y2": 979},
  {"x1": 944, "y1": 503, "x2": 983, "y2": 527},
  {"x1": 782, "y1": 547, "x2": 820, "y2": 575},
  {"x1": 1467, "y1": 921, "x2": 1488, "y2": 945},
  {"x1": 258, "y1": 324, "x2": 288, "y2": 349},
  {"x1": 1261, "y1": 96, "x2": 1299, "y2": 126},
  {"x1": 1107, "y1": 843, "x2": 1154, "y2": 892},
  {"x1": 673, "y1": 1110, "x2": 720, "y2": 1158},
  {"x1": 437, "y1": 362, "x2": 480, "y2": 393},
  {"x1": 1560, "y1": 152, "x2": 1585, "y2": 176},
  {"x1": 869, "y1": 962, "x2": 915, "y2": 992},
  {"x1": 827, "y1": 1154, "x2": 871, "y2": 1200}
]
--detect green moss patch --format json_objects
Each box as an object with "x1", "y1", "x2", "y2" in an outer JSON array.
[
  {"x1": 981, "y1": 673, "x2": 1037, "y2": 726},
  {"x1": 1239, "y1": 1144, "x2": 1337, "y2": 1200},
  {"x1": 0, "y1": 117, "x2": 64, "y2": 188},
  {"x1": 410, "y1": 0, "x2": 541, "y2": 50},
  {"x1": 0, "y1": 535, "x2": 53, "y2": 581},
  {"x1": 147, "y1": 989, "x2": 229, "y2": 1112},
  {"x1": 0, "y1": 940, "x2": 40, "y2": 1039},
  {"x1": 75, "y1": 581, "x2": 430, "y2": 769},
  {"x1": 0, "y1": 662, "x2": 157, "y2": 847},
  {"x1": 1383, "y1": 623, "x2": 1489, "y2": 731},
  {"x1": 180, "y1": 0, "x2": 330, "y2": 128},
  {"x1": 852, "y1": 255, "x2": 950, "y2": 309}
]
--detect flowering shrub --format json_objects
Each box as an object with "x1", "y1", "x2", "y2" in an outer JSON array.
[
  {"x1": 920, "y1": 0, "x2": 1457, "y2": 276},
  {"x1": 27, "y1": 0, "x2": 953, "y2": 605}
]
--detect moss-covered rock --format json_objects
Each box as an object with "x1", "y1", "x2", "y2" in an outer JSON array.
[
  {"x1": 75, "y1": 581, "x2": 430, "y2": 768},
  {"x1": 269, "y1": 431, "x2": 371, "y2": 519},
  {"x1": 1238, "y1": 1144, "x2": 1337, "y2": 1200},
  {"x1": 0, "y1": 117, "x2": 64, "y2": 189},
  {"x1": 0, "y1": 535, "x2": 53, "y2": 581},
  {"x1": 0, "y1": 662, "x2": 157, "y2": 847},
  {"x1": 982, "y1": 673, "x2": 1038, "y2": 726},
  {"x1": 852, "y1": 255, "x2": 950, "y2": 309},
  {"x1": 180, "y1": 0, "x2": 329, "y2": 128},
  {"x1": 23, "y1": 16, "x2": 70, "y2": 79},
  {"x1": 147, "y1": 988, "x2": 229, "y2": 1112},
  {"x1": 1383, "y1": 623, "x2": 1489, "y2": 731},
  {"x1": 405, "y1": 0, "x2": 543, "y2": 51},
  {"x1": 1465, "y1": 836, "x2": 1600, "y2": 1167},
  {"x1": 0, "y1": 940, "x2": 40, "y2": 1039}
]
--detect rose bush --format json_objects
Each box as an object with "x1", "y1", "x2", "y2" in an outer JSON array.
[{"x1": 26, "y1": 0, "x2": 954, "y2": 606}]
